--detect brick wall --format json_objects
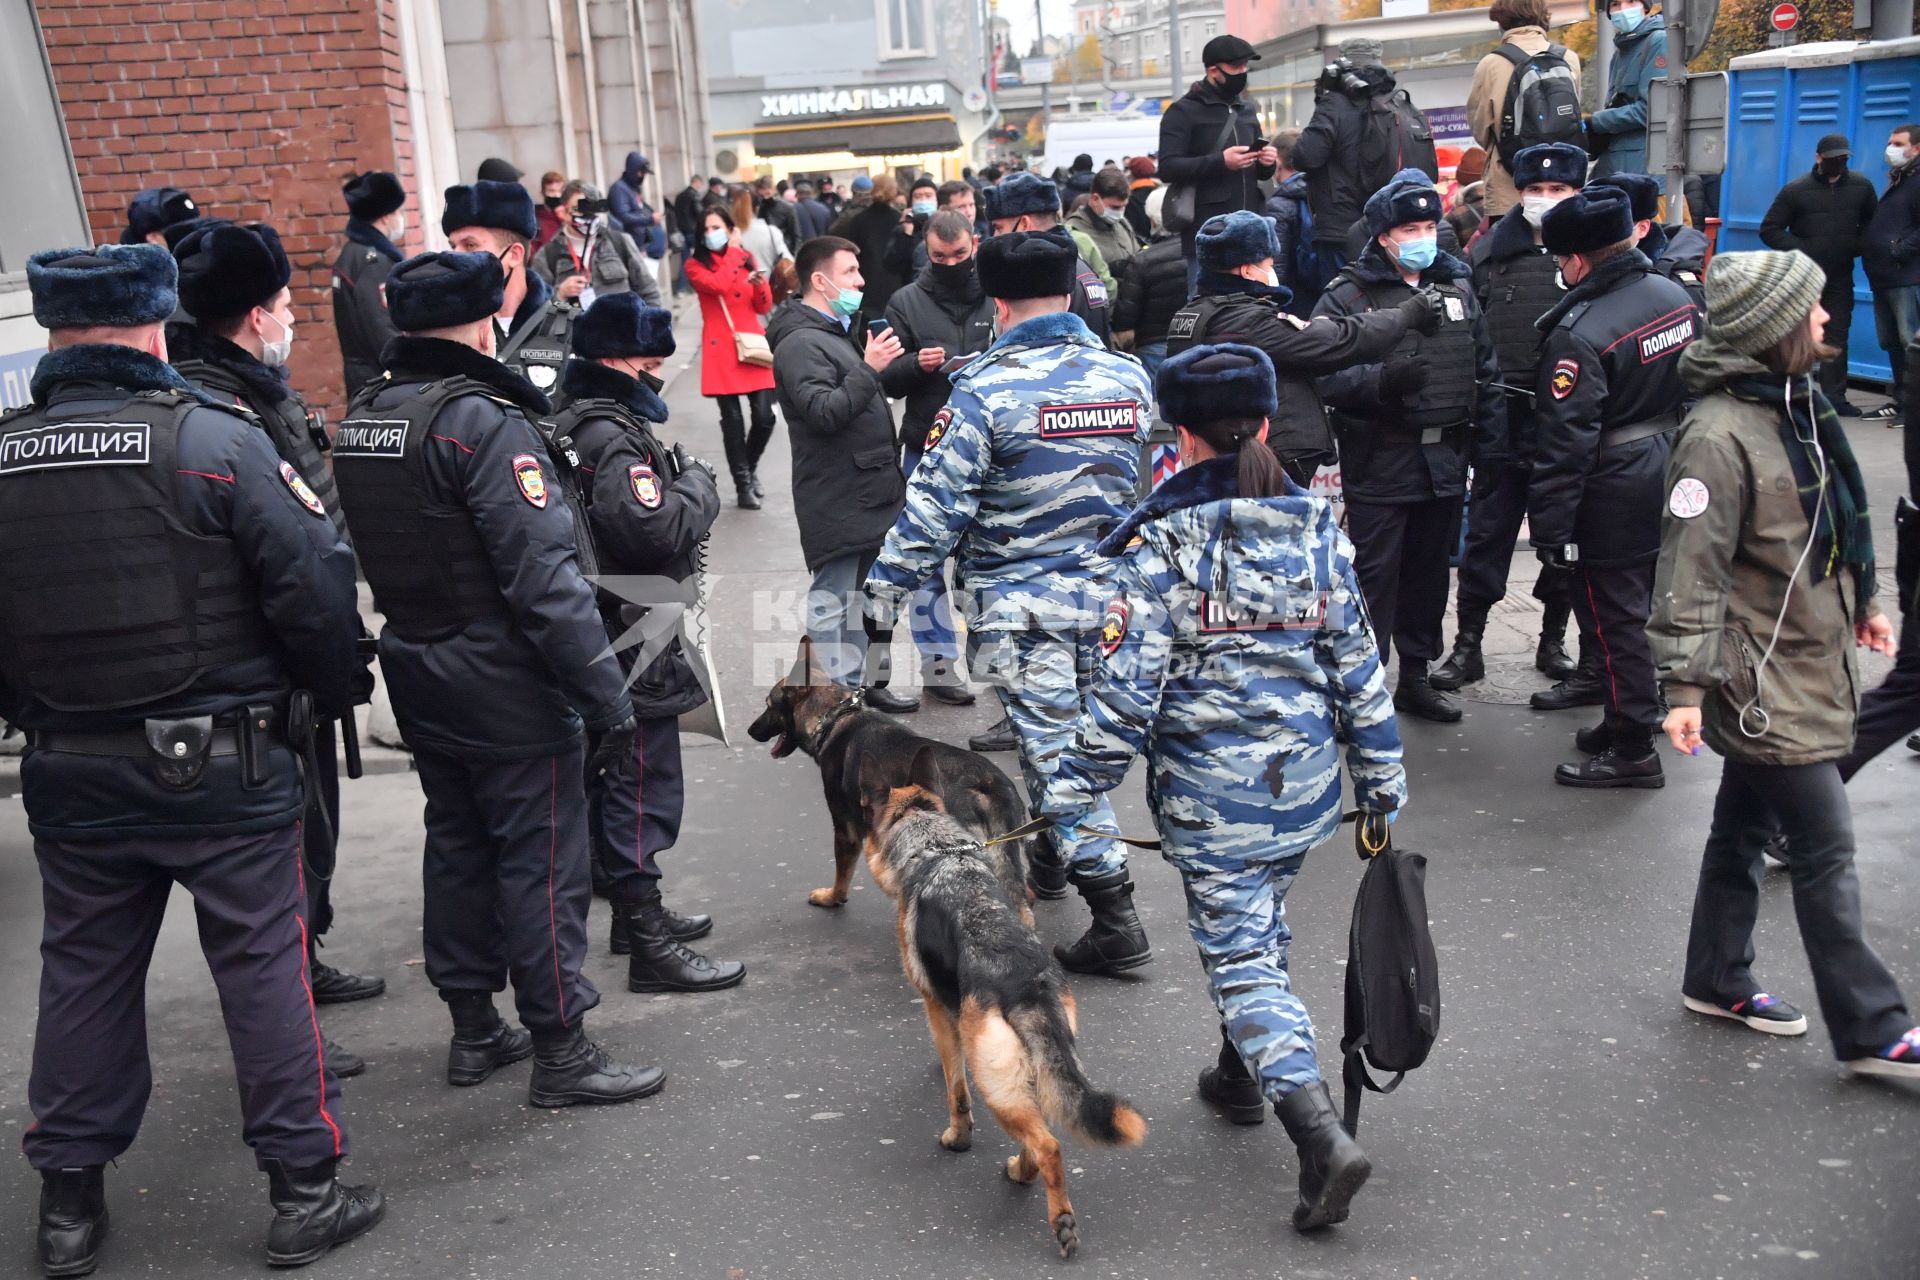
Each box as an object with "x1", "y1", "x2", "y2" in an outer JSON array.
[{"x1": 38, "y1": 0, "x2": 421, "y2": 420}]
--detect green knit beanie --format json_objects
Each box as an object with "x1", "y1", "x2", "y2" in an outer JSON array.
[{"x1": 1702, "y1": 249, "x2": 1828, "y2": 357}]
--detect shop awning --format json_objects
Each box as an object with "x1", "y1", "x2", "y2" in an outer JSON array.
[{"x1": 738, "y1": 113, "x2": 962, "y2": 157}]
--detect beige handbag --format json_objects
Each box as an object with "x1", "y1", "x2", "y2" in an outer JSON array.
[{"x1": 719, "y1": 292, "x2": 774, "y2": 368}]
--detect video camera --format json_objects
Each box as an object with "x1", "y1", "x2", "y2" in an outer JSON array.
[
  {"x1": 575, "y1": 195, "x2": 610, "y2": 217},
  {"x1": 1317, "y1": 57, "x2": 1373, "y2": 98}
]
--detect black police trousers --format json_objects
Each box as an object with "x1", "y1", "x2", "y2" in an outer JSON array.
[
  {"x1": 1455, "y1": 464, "x2": 1572, "y2": 619},
  {"x1": 1568, "y1": 560, "x2": 1661, "y2": 733},
  {"x1": 415, "y1": 747, "x2": 600, "y2": 1034},
  {"x1": 1347, "y1": 495, "x2": 1454, "y2": 667},
  {"x1": 587, "y1": 715, "x2": 684, "y2": 906},
  {"x1": 25, "y1": 822, "x2": 347, "y2": 1170}
]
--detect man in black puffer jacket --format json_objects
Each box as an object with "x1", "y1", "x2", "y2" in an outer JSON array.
[
  {"x1": 1761, "y1": 134, "x2": 1878, "y2": 414},
  {"x1": 543, "y1": 294, "x2": 746, "y2": 997},
  {"x1": 1157, "y1": 34, "x2": 1277, "y2": 286},
  {"x1": 333, "y1": 250, "x2": 664, "y2": 1109},
  {"x1": 1112, "y1": 212, "x2": 1191, "y2": 376}
]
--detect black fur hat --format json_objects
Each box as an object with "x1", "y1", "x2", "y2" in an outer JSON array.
[
  {"x1": 343, "y1": 170, "x2": 406, "y2": 221},
  {"x1": 386, "y1": 251, "x2": 505, "y2": 332},
  {"x1": 173, "y1": 221, "x2": 292, "y2": 320},
  {"x1": 1363, "y1": 169, "x2": 1445, "y2": 238},
  {"x1": 440, "y1": 179, "x2": 538, "y2": 241},
  {"x1": 1155, "y1": 342, "x2": 1277, "y2": 428},
  {"x1": 1584, "y1": 172, "x2": 1661, "y2": 222},
  {"x1": 160, "y1": 215, "x2": 222, "y2": 253},
  {"x1": 981, "y1": 171, "x2": 1061, "y2": 223},
  {"x1": 1540, "y1": 191, "x2": 1635, "y2": 256},
  {"x1": 28, "y1": 244, "x2": 178, "y2": 330},
  {"x1": 574, "y1": 293, "x2": 677, "y2": 359},
  {"x1": 1510, "y1": 143, "x2": 1588, "y2": 191},
  {"x1": 976, "y1": 229, "x2": 1076, "y2": 300},
  {"x1": 1194, "y1": 210, "x2": 1280, "y2": 272},
  {"x1": 120, "y1": 187, "x2": 200, "y2": 244}
]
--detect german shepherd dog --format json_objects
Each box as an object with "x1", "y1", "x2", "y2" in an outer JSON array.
[
  {"x1": 860, "y1": 761, "x2": 1147, "y2": 1259},
  {"x1": 747, "y1": 638, "x2": 1030, "y2": 914}
]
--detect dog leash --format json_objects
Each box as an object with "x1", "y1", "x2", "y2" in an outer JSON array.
[{"x1": 982, "y1": 814, "x2": 1163, "y2": 851}]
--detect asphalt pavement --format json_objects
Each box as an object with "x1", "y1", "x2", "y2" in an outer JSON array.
[{"x1": 1, "y1": 343, "x2": 1916, "y2": 1279}]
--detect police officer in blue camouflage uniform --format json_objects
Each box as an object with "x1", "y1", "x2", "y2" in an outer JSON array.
[
  {"x1": 1040, "y1": 343, "x2": 1406, "y2": 1234},
  {"x1": 981, "y1": 173, "x2": 1114, "y2": 347},
  {"x1": 865, "y1": 229, "x2": 1154, "y2": 976}
]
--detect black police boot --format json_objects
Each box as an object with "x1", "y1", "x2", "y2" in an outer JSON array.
[
  {"x1": 38, "y1": 1166, "x2": 107, "y2": 1279},
  {"x1": 1026, "y1": 825, "x2": 1070, "y2": 900},
  {"x1": 1053, "y1": 868, "x2": 1151, "y2": 976},
  {"x1": 1530, "y1": 661, "x2": 1606, "y2": 711},
  {"x1": 923, "y1": 659, "x2": 976, "y2": 706},
  {"x1": 627, "y1": 897, "x2": 746, "y2": 993},
  {"x1": 444, "y1": 991, "x2": 534, "y2": 1087},
  {"x1": 1554, "y1": 734, "x2": 1665, "y2": 789},
  {"x1": 1394, "y1": 665, "x2": 1463, "y2": 724},
  {"x1": 1535, "y1": 600, "x2": 1577, "y2": 680},
  {"x1": 307, "y1": 938, "x2": 385, "y2": 1005},
  {"x1": 1428, "y1": 611, "x2": 1486, "y2": 692},
  {"x1": 1197, "y1": 1028, "x2": 1266, "y2": 1125},
  {"x1": 864, "y1": 683, "x2": 920, "y2": 713},
  {"x1": 616, "y1": 897, "x2": 713, "y2": 947},
  {"x1": 968, "y1": 713, "x2": 1017, "y2": 752},
  {"x1": 1574, "y1": 719, "x2": 1615, "y2": 756},
  {"x1": 733, "y1": 468, "x2": 762, "y2": 510},
  {"x1": 527, "y1": 1025, "x2": 666, "y2": 1108},
  {"x1": 321, "y1": 1035, "x2": 365, "y2": 1080},
  {"x1": 262, "y1": 1157, "x2": 384, "y2": 1268},
  {"x1": 1276, "y1": 1081, "x2": 1371, "y2": 1232}
]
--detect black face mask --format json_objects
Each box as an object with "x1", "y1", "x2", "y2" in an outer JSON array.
[
  {"x1": 1819, "y1": 157, "x2": 1848, "y2": 179},
  {"x1": 545, "y1": 194, "x2": 565, "y2": 209},
  {"x1": 1216, "y1": 70, "x2": 1248, "y2": 97},
  {"x1": 929, "y1": 258, "x2": 975, "y2": 293},
  {"x1": 634, "y1": 368, "x2": 665, "y2": 394}
]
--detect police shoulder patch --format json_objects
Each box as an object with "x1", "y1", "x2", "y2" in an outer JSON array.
[
  {"x1": 511, "y1": 452, "x2": 549, "y2": 508},
  {"x1": 629, "y1": 462, "x2": 662, "y2": 509},
  {"x1": 279, "y1": 461, "x2": 326, "y2": 516},
  {"x1": 1099, "y1": 597, "x2": 1131, "y2": 657},
  {"x1": 1550, "y1": 358, "x2": 1580, "y2": 400},
  {"x1": 924, "y1": 407, "x2": 952, "y2": 452}
]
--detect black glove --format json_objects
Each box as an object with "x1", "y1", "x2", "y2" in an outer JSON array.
[
  {"x1": 1379, "y1": 355, "x2": 1429, "y2": 403},
  {"x1": 1398, "y1": 287, "x2": 1444, "y2": 335},
  {"x1": 672, "y1": 443, "x2": 716, "y2": 483},
  {"x1": 589, "y1": 714, "x2": 638, "y2": 780},
  {"x1": 1469, "y1": 461, "x2": 1506, "y2": 502},
  {"x1": 1535, "y1": 544, "x2": 1576, "y2": 572}
]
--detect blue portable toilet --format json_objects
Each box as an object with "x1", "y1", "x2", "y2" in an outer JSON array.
[{"x1": 1724, "y1": 37, "x2": 1920, "y2": 385}]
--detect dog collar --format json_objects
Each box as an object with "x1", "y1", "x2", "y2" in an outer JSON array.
[{"x1": 803, "y1": 688, "x2": 865, "y2": 755}]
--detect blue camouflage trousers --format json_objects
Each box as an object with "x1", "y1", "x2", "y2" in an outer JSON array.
[
  {"x1": 969, "y1": 626, "x2": 1126, "y2": 878},
  {"x1": 1169, "y1": 839, "x2": 1321, "y2": 1100}
]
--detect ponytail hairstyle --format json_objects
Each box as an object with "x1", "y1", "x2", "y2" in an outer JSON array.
[{"x1": 1182, "y1": 416, "x2": 1289, "y2": 498}]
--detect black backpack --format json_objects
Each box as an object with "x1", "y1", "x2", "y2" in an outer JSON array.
[
  {"x1": 1358, "y1": 90, "x2": 1440, "y2": 193},
  {"x1": 1339, "y1": 813, "x2": 1441, "y2": 1135},
  {"x1": 1494, "y1": 42, "x2": 1585, "y2": 174}
]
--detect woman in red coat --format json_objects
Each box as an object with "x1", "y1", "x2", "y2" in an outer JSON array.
[{"x1": 686, "y1": 206, "x2": 777, "y2": 509}]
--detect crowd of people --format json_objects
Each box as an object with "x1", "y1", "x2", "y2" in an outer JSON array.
[{"x1": 8, "y1": 7, "x2": 1919, "y2": 1276}]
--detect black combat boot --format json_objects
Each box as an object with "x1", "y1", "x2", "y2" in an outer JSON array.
[
  {"x1": 38, "y1": 1166, "x2": 107, "y2": 1278},
  {"x1": 527, "y1": 1025, "x2": 666, "y2": 1108},
  {"x1": 1053, "y1": 868, "x2": 1151, "y2": 975},
  {"x1": 968, "y1": 713, "x2": 1017, "y2": 752},
  {"x1": 1197, "y1": 1028, "x2": 1266, "y2": 1125},
  {"x1": 733, "y1": 468, "x2": 761, "y2": 510},
  {"x1": 1428, "y1": 610, "x2": 1487, "y2": 691},
  {"x1": 307, "y1": 937, "x2": 385, "y2": 1005},
  {"x1": 1394, "y1": 665, "x2": 1463, "y2": 723},
  {"x1": 1554, "y1": 733, "x2": 1665, "y2": 789},
  {"x1": 610, "y1": 900, "x2": 713, "y2": 954},
  {"x1": 1530, "y1": 655, "x2": 1606, "y2": 710},
  {"x1": 922, "y1": 659, "x2": 976, "y2": 706},
  {"x1": 627, "y1": 896, "x2": 746, "y2": 993},
  {"x1": 261, "y1": 1157, "x2": 384, "y2": 1268},
  {"x1": 1535, "y1": 599, "x2": 1577, "y2": 680},
  {"x1": 321, "y1": 1036, "x2": 365, "y2": 1080},
  {"x1": 1026, "y1": 825, "x2": 1070, "y2": 900},
  {"x1": 1574, "y1": 719, "x2": 1614, "y2": 755},
  {"x1": 1276, "y1": 1082, "x2": 1371, "y2": 1232},
  {"x1": 444, "y1": 991, "x2": 534, "y2": 1087}
]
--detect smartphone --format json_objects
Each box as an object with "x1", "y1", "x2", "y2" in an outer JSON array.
[
  {"x1": 868, "y1": 319, "x2": 892, "y2": 337},
  {"x1": 1253, "y1": 136, "x2": 1271, "y2": 150}
]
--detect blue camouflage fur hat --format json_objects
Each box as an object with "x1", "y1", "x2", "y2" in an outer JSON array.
[
  {"x1": 386, "y1": 251, "x2": 506, "y2": 332},
  {"x1": 574, "y1": 292, "x2": 677, "y2": 359},
  {"x1": 982, "y1": 171, "x2": 1062, "y2": 222},
  {"x1": 1155, "y1": 342, "x2": 1278, "y2": 427},
  {"x1": 1541, "y1": 191, "x2": 1635, "y2": 256},
  {"x1": 440, "y1": 179, "x2": 538, "y2": 241},
  {"x1": 1363, "y1": 168, "x2": 1446, "y2": 238},
  {"x1": 28, "y1": 244, "x2": 178, "y2": 330},
  {"x1": 1584, "y1": 172, "x2": 1660, "y2": 222},
  {"x1": 1511, "y1": 142, "x2": 1588, "y2": 191},
  {"x1": 1195, "y1": 210, "x2": 1280, "y2": 272}
]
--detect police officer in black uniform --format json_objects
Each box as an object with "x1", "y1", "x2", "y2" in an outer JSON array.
[
  {"x1": 1586, "y1": 170, "x2": 1709, "y2": 312},
  {"x1": 1166, "y1": 209, "x2": 1441, "y2": 485},
  {"x1": 982, "y1": 172, "x2": 1113, "y2": 347},
  {"x1": 1314, "y1": 171, "x2": 1507, "y2": 722},
  {"x1": 4, "y1": 244, "x2": 381, "y2": 1274},
  {"x1": 332, "y1": 251, "x2": 664, "y2": 1107},
  {"x1": 331, "y1": 170, "x2": 407, "y2": 399},
  {"x1": 544, "y1": 292, "x2": 747, "y2": 993},
  {"x1": 1434, "y1": 143, "x2": 1588, "y2": 698},
  {"x1": 440, "y1": 179, "x2": 579, "y2": 397},
  {"x1": 170, "y1": 221, "x2": 388, "y2": 1053},
  {"x1": 1530, "y1": 190, "x2": 1699, "y2": 787}
]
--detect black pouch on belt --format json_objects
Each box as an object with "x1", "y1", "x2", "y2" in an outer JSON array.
[
  {"x1": 236, "y1": 702, "x2": 278, "y2": 790},
  {"x1": 143, "y1": 716, "x2": 213, "y2": 790}
]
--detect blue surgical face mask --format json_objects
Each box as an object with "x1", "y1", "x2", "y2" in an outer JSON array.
[
  {"x1": 828, "y1": 281, "x2": 864, "y2": 317},
  {"x1": 704, "y1": 229, "x2": 728, "y2": 252},
  {"x1": 1392, "y1": 234, "x2": 1438, "y2": 272},
  {"x1": 911, "y1": 199, "x2": 937, "y2": 216},
  {"x1": 1609, "y1": 4, "x2": 1645, "y2": 35}
]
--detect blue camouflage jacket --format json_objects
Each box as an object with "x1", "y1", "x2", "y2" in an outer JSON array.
[
  {"x1": 1040, "y1": 458, "x2": 1407, "y2": 859},
  {"x1": 867, "y1": 310, "x2": 1151, "y2": 632}
]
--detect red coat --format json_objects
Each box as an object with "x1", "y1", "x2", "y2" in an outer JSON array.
[{"x1": 685, "y1": 248, "x2": 776, "y2": 397}]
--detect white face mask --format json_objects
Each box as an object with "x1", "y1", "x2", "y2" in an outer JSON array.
[
  {"x1": 1261, "y1": 266, "x2": 1280, "y2": 289},
  {"x1": 260, "y1": 310, "x2": 294, "y2": 368},
  {"x1": 1521, "y1": 195, "x2": 1564, "y2": 228},
  {"x1": 388, "y1": 210, "x2": 406, "y2": 241},
  {"x1": 1889, "y1": 144, "x2": 1912, "y2": 168}
]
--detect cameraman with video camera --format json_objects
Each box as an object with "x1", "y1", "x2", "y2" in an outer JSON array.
[{"x1": 532, "y1": 179, "x2": 664, "y2": 310}]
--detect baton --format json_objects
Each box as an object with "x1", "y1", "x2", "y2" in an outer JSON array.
[{"x1": 341, "y1": 714, "x2": 363, "y2": 780}]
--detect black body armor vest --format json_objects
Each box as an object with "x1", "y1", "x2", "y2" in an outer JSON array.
[
  {"x1": 1480, "y1": 247, "x2": 1564, "y2": 384},
  {"x1": 0, "y1": 392, "x2": 274, "y2": 711},
  {"x1": 174, "y1": 358, "x2": 346, "y2": 535},
  {"x1": 1346, "y1": 277, "x2": 1476, "y2": 431}
]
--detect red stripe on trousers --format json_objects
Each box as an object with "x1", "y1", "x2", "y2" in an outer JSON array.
[
  {"x1": 292, "y1": 820, "x2": 343, "y2": 1156},
  {"x1": 546, "y1": 758, "x2": 569, "y2": 1029},
  {"x1": 1581, "y1": 568, "x2": 1624, "y2": 718}
]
